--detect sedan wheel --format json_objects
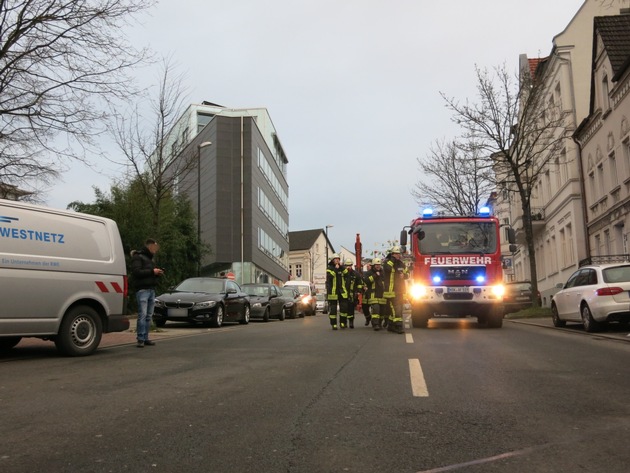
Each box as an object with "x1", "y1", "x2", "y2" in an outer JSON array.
[
  {"x1": 581, "y1": 304, "x2": 601, "y2": 333},
  {"x1": 210, "y1": 305, "x2": 224, "y2": 328},
  {"x1": 262, "y1": 307, "x2": 270, "y2": 322},
  {"x1": 551, "y1": 304, "x2": 566, "y2": 327},
  {"x1": 239, "y1": 305, "x2": 250, "y2": 325},
  {"x1": 278, "y1": 308, "x2": 285, "y2": 321}
]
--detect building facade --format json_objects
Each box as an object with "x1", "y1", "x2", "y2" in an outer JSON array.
[
  {"x1": 288, "y1": 229, "x2": 334, "y2": 294},
  {"x1": 497, "y1": 0, "x2": 629, "y2": 307},
  {"x1": 174, "y1": 102, "x2": 290, "y2": 285},
  {"x1": 574, "y1": 13, "x2": 630, "y2": 261}
]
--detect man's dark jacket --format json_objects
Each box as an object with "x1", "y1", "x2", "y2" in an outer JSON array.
[{"x1": 130, "y1": 246, "x2": 159, "y2": 290}]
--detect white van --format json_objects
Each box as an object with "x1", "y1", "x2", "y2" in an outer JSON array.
[
  {"x1": 0, "y1": 199, "x2": 129, "y2": 356},
  {"x1": 283, "y1": 280, "x2": 317, "y2": 316}
]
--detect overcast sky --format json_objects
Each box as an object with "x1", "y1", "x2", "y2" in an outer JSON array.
[{"x1": 46, "y1": 0, "x2": 589, "y2": 255}]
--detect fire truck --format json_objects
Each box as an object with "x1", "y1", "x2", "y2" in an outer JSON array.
[{"x1": 400, "y1": 207, "x2": 515, "y2": 328}]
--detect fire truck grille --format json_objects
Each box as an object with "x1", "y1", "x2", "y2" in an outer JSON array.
[{"x1": 430, "y1": 266, "x2": 486, "y2": 282}]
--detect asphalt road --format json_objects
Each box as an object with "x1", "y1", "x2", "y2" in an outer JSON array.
[{"x1": 2, "y1": 313, "x2": 630, "y2": 473}]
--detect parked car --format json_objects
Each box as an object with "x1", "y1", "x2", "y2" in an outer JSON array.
[
  {"x1": 283, "y1": 281, "x2": 317, "y2": 316},
  {"x1": 551, "y1": 262, "x2": 630, "y2": 332},
  {"x1": 280, "y1": 286, "x2": 304, "y2": 318},
  {"x1": 315, "y1": 293, "x2": 329, "y2": 313},
  {"x1": 154, "y1": 277, "x2": 250, "y2": 328},
  {"x1": 242, "y1": 283, "x2": 286, "y2": 322},
  {"x1": 503, "y1": 281, "x2": 541, "y2": 314}
]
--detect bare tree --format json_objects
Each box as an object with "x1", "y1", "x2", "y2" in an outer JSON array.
[
  {"x1": 412, "y1": 138, "x2": 495, "y2": 215},
  {"x1": 440, "y1": 64, "x2": 568, "y2": 305},
  {"x1": 110, "y1": 57, "x2": 193, "y2": 236},
  {"x1": 0, "y1": 0, "x2": 155, "y2": 196}
]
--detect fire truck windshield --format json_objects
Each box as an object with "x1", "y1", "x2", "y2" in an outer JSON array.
[{"x1": 417, "y1": 222, "x2": 497, "y2": 254}]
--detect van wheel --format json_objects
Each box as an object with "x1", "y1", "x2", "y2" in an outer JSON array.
[
  {"x1": 0, "y1": 337, "x2": 22, "y2": 352},
  {"x1": 55, "y1": 306, "x2": 102, "y2": 356}
]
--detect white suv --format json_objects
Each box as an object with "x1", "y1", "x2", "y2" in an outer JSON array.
[{"x1": 551, "y1": 261, "x2": 630, "y2": 332}]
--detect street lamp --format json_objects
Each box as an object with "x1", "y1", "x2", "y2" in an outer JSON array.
[
  {"x1": 325, "y1": 224, "x2": 334, "y2": 264},
  {"x1": 197, "y1": 141, "x2": 212, "y2": 276}
]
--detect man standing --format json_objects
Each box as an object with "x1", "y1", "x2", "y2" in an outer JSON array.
[
  {"x1": 130, "y1": 238, "x2": 164, "y2": 347},
  {"x1": 383, "y1": 246, "x2": 408, "y2": 334},
  {"x1": 326, "y1": 253, "x2": 342, "y2": 330}
]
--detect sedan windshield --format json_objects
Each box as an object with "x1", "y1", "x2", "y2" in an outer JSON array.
[{"x1": 175, "y1": 278, "x2": 225, "y2": 293}]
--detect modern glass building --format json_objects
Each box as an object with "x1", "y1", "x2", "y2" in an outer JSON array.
[{"x1": 172, "y1": 102, "x2": 290, "y2": 285}]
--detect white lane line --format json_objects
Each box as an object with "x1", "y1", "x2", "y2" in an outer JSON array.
[
  {"x1": 408, "y1": 358, "x2": 429, "y2": 397},
  {"x1": 406, "y1": 333, "x2": 414, "y2": 344}
]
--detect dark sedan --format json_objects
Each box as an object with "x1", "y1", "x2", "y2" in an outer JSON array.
[
  {"x1": 280, "y1": 286, "x2": 304, "y2": 318},
  {"x1": 503, "y1": 281, "x2": 541, "y2": 314},
  {"x1": 154, "y1": 277, "x2": 250, "y2": 328},
  {"x1": 242, "y1": 283, "x2": 286, "y2": 322}
]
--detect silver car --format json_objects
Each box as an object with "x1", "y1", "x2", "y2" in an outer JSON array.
[{"x1": 551, "y1": 262, "x2": 630, "y2": 332}]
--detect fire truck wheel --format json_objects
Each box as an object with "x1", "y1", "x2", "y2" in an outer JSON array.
[
  {"x1": 411, "y1": 307, "x2": 430, "y2": 328},
  {"x1": 486, "y1": 306, "x2": 504, "y2": 328}
]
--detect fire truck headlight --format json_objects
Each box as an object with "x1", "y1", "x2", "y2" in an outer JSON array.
[
  {"x1": 410, "y1": 284, "x2": 427, "y2": 299},
  {"x1": 491, "y1": 284, "x2": 505, "y2": 298}
]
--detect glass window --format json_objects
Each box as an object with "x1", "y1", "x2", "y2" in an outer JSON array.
[
  {"x1": 603, "y1": 266, "x2": 630, "y2": 283},
  {"x1": 416, "y1": 222, "x2": 497, "y2": 254}
]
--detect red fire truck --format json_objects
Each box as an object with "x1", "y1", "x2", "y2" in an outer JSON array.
[{"x1": 400, "y1": 207, "x2": 514, "y2": 328}]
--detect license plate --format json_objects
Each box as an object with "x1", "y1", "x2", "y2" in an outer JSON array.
[
  {"x1": 516, "y1": 296, "x2": 529, "y2": 301},
  {"x1": 447, "y1": 287, "x2": 468, "y2": 293},
  {"x1": 168, "y1": 308, "x2": 189, "y2": 317}
]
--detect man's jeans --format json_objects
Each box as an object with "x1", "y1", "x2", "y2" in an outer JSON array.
[{"x1": 136, "y1": 289, "x2": 155, "y2": 342}]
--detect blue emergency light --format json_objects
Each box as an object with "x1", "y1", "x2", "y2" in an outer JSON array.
[
  {"x1": 422, "y1": 208, "x2": 434, "y2": 217},
  {"x1": 478, "y1": 207, "x2": 491, "y2": 217}
]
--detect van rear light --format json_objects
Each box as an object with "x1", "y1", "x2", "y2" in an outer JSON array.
[
  {"x1": 595, "y1": 287, "x2": 624, "y2": 296},
  {"x1": 123, "y1": 275, "x2": 128, "y2": 297}
]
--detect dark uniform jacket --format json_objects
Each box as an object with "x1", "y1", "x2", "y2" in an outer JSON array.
[
  {"x1": 326, "y1": 262, "x2": 343, "y2": 301},
  {"x1": 364, "y1": 267, "x2": 385, "y2": 303},
  {"x1": 383, "y1": 255, "x2": 407, "y2": 298}
]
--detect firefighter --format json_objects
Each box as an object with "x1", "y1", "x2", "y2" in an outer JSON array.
[
  {"x1": 361, "y1": 261, "x2": 372, "y2": 326},
  {"x1": 340, "y1": 259, "x2": 362, "y2": 328},
  {"x1": 364, "y1": 257, "x2": 386, "y2": 331},
  {"x1": 326, "y1": 253, "x2": 343, "y2": 330},
  {"x1": 383, "y1": 246, "x2": 408, "y2": 334}
]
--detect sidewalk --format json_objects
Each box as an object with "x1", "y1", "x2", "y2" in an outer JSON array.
[
  {"x1": 508, "y1": 316, "x2": 630, "y2": 342},
  {"x1": 16, "y1": 317, "x2": 203, "y2": 350}
]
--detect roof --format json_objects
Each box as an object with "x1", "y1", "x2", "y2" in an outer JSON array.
[
  {"x1": 288, "y1": 229, "x2": 324, "y2": 251},
  {"x1": 594, "y1": 14, "x2": 630, "y2": 81}
]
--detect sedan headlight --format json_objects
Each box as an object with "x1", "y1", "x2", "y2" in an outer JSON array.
[
  {"x1": 252, "y1": 302, "x2": 262, "y2": 308},
  {"x1": 154, "y1": 299, "x2": 165, "y2": 308},
  {"x1": 194, "y1": 300, "x2": 217, "y2": 309}
]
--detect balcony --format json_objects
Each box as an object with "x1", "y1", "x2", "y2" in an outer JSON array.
[{"x1": 513, "y1": 207, "x2": 546, "y2": 244}]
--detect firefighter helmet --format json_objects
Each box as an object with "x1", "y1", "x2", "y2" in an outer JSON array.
[
  {"x1": 390, "y1": 245, "x2": 401, "y2": 254},
  {"x1": 330, "y1": 253, "x2": 340, "y2": 261},
  {"x1": 344, "y1": 258, "x2": 353, "y2": 266},
  {"x1": 372, "y1": 257, "x2": 382, "y2": 265}
]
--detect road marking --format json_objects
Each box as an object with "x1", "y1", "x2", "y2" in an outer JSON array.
[
  {"x1": 406, "y1": 333, "x2": 414, "y2": 343},
  {"x1": 408, "y1": 358, "x2": 429, "y2": 397},
  {"x1": 415, "y1": 445, "x2": 539, "y2": 472}
]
